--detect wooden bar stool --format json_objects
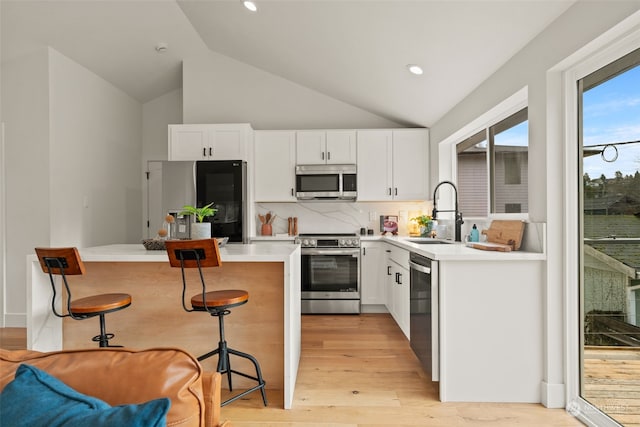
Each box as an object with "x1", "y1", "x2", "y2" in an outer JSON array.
[
  {"x1": 35, "y1": 247, "x2": 131, "y2": 348},
  {"x1": 165, "y1": 238, "x2": 268, "y2": 407}
]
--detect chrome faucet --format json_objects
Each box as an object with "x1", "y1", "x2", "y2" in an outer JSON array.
[{"x1": 432, "y1": 180, "x2": 464, "y2": 242}]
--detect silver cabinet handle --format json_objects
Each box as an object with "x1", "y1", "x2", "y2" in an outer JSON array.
[
  {"x1": 321, "y1": 152, "x2": 325, "y2": 160},
  {"x1": 327, "y1": 151, "x2": 331, "y2": 161},
  {"x1": 387, "y1": 266, "x2": 392, "y2": 275},
  {"x1": 394, "y1": 188, "x2": 398, "y2": 196}
]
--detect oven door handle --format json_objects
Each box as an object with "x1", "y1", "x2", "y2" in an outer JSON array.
[{"x1": 302, "y1": 249, "x2": 360, "y2": 256}]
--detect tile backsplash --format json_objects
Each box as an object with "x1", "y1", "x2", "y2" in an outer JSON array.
[{"x1": 255, "y1": 201, "x2": 433, "y2": 237}]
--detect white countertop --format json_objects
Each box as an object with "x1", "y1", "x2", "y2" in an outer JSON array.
[
  {"x1": 77, "y1": 243, "x2": 299, "y2": 262},
  {"x1": 88, "y1": 235, "x2": 544, "y2": 264},
  {"x1": 361, "y1": 235, "x2": 546, "y2": 261}
]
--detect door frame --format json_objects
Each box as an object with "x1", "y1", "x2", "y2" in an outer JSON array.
[{"x1": 553, "y1": 11, "x2": 640, "y2": 426}]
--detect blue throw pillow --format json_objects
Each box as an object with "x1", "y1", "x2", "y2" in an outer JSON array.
[{"x1": 0, "y1": 364, "x2": 170, "y2": 427}]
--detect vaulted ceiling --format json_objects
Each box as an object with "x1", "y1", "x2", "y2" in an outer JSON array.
[{"x1": 1, "y1": 0, "x2": 575, "y2": 127}]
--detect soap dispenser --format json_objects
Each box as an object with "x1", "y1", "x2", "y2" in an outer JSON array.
[{"x1": 470, "y1": 224, "x2": 480, "y2": 242}]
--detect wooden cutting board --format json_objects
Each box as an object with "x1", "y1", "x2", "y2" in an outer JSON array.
[
  {"x1": 467, "y1": 242, "x2": 512, "y2": 252},
  {"x1": 480, "y1": 220, "x2": 525, "y2": 250}
]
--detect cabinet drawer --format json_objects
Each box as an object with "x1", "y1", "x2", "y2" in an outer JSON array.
[{"x1": 387, "y1": 244, "x2": 409, "y2": 266}]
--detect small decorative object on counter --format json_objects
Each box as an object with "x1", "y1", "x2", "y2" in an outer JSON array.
[
  {"x1": 380, "y1": 215, "x2": 399, "y2": 235},
  {"x1": 259, "y1": 211, "x2": 276, "y2": 236},
  {"x1": 141, "y1": 214, "x2": 176, "y2": 250},
  {"x1": 181, "y1": 203, "x2": 217, "y2": 240},
  {"x1": 411, "y1": 214, "x2": 433, "y2": 237},
  {"x1": 470, "y1": 224, "x2": 480, "y2": 242}
]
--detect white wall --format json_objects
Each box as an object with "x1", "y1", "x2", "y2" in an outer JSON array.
[
  {"x1": 1, "y1": 49, "x2": 50, "y2": 327},
  {"x1": 0, "y1": 48, "x2": 142, "y2": 326},
  {"x1": 49, "y1": 50, "x2": 142, "y2": 247},
  {"x1": 142, "y1": 89, "x2": 183, "y2": 237},
  {"x1": 182, "y1": 51, "x2": 402, "y2": 130},
  {"x1": 429, "y1": 0, "x2": 640, "y2": 409}
]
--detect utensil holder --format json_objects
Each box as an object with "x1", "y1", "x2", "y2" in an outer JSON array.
[{"x1": 261, "y1": 224, "x2": 272, "y2": 236}]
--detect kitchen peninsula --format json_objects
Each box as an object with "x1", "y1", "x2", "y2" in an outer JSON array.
[{"x1": 27, "y1": 243, "x2": 301, "y2": 409}]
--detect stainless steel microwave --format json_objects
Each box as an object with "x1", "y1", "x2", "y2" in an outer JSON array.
[{"x1": 295, "y1": 164, "x2": 357, "y2": 201}]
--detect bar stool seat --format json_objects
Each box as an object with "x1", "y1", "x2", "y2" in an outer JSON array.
[
  {"x1": 70, "y1": 293, "x2": 132, "y2": 315},
  {"x1": 35, "y1": 247, "x2": 131, "y2": 347},
  {"x1": 190, "y1": 290, "x2": 248, "y2": 311},
  {"x1": 165, "y1": 238, "x2": 268, "y2": 407}
]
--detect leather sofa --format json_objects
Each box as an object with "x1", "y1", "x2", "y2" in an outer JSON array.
[{"x1": 0, "y1": 347, "x2": 230, "y2": 427}]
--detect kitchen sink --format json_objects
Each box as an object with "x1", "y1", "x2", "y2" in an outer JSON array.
[{"x1": 405, "y1": 239, "x2": 452, "y2": 244}]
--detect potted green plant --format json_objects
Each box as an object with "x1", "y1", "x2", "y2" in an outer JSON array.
[
  {"x1": 180, "y1": 203, "x2": 217, "y2": 239},
  {"x1": 411, "y1": 214, "x2": 433, "y2": 237}
]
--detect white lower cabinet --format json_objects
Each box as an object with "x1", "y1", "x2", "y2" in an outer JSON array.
[
  {"x1": 385, "y1": 244, "x2": 410, "y2": 339},
  {"x1": 360, "y1": 242, "x2": 385, "y2": 306}
]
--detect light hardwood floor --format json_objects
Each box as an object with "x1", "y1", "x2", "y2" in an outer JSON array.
[{"x1": 1, "y1": 315, "x2": 583, "y2": 426}]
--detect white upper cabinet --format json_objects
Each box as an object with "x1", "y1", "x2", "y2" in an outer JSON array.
[
  {"x1": 296, "y1": 130, "x2": 356, "y2": 165},
  {"x1": 168, "y1": 124, "x2": 252, "y2": 161},
  {"x1": 254, "y1": 131, "x2": 296, "y2": 202},
  {"x1": 357, "y1": 130, "x2": 393, "y2": 200},
  {"x1": 392, "y1": 129, "x2": 429, "y2": 200},
  {"x1": 357, "y1": 129, "x2": 429, "y2": 201}
]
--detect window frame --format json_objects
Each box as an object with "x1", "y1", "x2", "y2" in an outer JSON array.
[{"x1": 454, "y1": 104, "x2": 529, "y2": 219}]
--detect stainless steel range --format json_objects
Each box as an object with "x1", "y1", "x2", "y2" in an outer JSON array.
[{"x1": 295, "y1": 233, "x2": 360, "y2": 314}]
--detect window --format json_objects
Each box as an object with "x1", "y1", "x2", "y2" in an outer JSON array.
[{"x1": 457, "y1": 107, "x2": 528, "y2": 216}]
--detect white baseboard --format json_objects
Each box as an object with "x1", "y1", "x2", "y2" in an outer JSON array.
[
  {"x1": 3, "y1": 313, "x2": 26, "y2": 328},
  {"x1": 541, "y1": 381, "x2": 565, "y2": 408},
  {"x1": 361, "y1": 304, "x2": 388, "y2": 314}
]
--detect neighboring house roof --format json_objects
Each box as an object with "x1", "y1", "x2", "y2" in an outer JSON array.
[
  {"x1": 583, "y1": 215, "x2": 640, "y2": 239},
  {"x1": 584, "y1": 195, "x2": 640, "y2": 215},
  {"x1": 583, "y1": 215, "x2": 640, "y2": 277}
]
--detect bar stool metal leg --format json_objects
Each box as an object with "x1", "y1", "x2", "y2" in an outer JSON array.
[{"x1": 197, "y1": 311, "x2": 268, "y2": 407}]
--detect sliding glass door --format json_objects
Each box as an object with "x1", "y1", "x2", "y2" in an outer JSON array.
[{"x1": 579, "y1": 48, "x2": 640, "y2": 426}]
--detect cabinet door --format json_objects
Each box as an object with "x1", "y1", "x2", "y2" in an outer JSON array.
[
  {"x1": 396, "y1": 263, "x2": 410, "y2": 339},
  {"x1": 254, "y1": 131, "x2": 296, "y2": 202},
  {"x1": 168, "y1": 124, "x2": 250, "y2": 161},
  {"x1": 296, "y1": 131, "x2": 326, "y2": 164},
  {"x1": 210, "y1": 125, "x2": 248, "y2": 160},
  {"x1": 168, "y1": 125, "x2": 208, "y2": 160},
  {"x1": 385, "y1": 248, "x2": 394, "y2": 314},
  {"x1": 392, "y1": 129, "x2": 429, "y2": 200},
  {"x1": 360, "y1": 242, "x2": 385, "y2": 305},
  {"x1": 326, "y1": 130, "x2": 356, "y2": 164},
  {"x1": 356, "y1": 130, "x2": 393, "y2": 201}
]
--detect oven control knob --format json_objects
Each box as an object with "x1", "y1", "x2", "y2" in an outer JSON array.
[
  {"x1": 302, "y1": 239, "x2": 309, "y2": 246},
  {"x1": 309, "y1": 239, "x2": 316, "y2": 246},
  {"x1": 339, "y1": 239, "x2": 346, "y2": 246}
]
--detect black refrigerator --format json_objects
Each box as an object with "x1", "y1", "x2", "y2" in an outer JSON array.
[{"x1": 196, "y1": 160, "x2": 247, "y2": 243}]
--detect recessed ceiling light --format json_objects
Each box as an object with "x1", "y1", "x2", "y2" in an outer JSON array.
[
  {"x1": 407, "y1": 64, "x2": 423, "y2": 75},
  {"x1": 243, "y1": 1, "x2": 258, "y2": 12}
]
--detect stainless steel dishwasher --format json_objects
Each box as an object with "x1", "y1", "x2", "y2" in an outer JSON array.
[{"x1": 409, "y1": 252, "x2": 439, "y2": 381}]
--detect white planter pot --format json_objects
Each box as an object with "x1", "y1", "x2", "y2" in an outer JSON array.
[{"x1": 190, "y1": 222, "x2": 211, "y2": 240}]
